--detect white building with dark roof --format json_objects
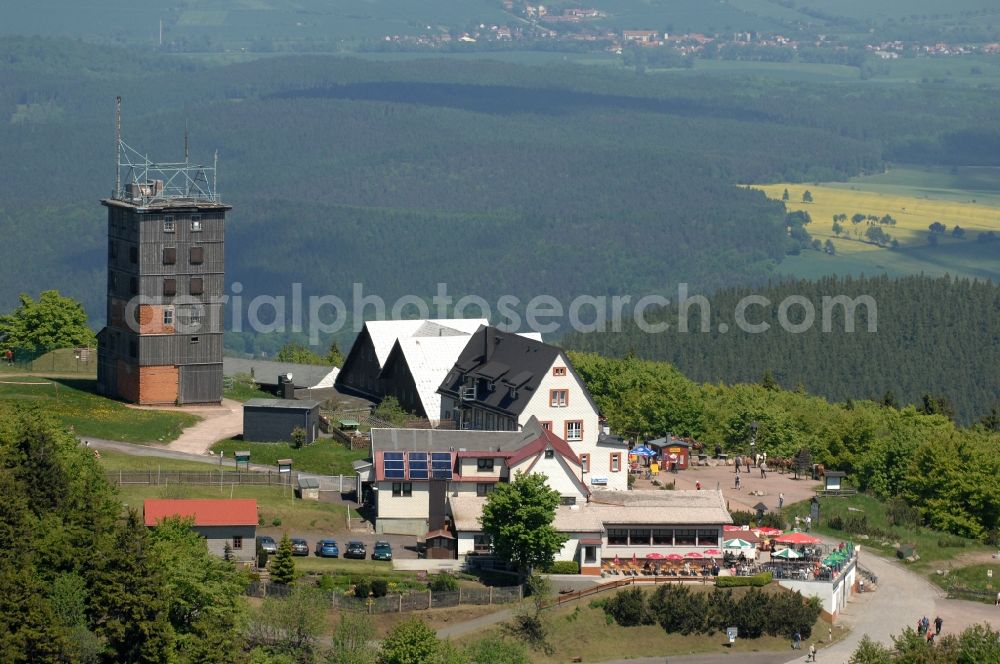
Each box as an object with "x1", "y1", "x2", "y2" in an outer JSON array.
[{"x1": 439, "y1": 326, "x2": 627, "y2": 490}]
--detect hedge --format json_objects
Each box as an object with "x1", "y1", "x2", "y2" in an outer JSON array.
[
  {"x1": 546, "y1": 560, "x2": 580, "y2": 574},
  {"x1": 715, "y1": 571, "x2": 773, "y2": 588}
]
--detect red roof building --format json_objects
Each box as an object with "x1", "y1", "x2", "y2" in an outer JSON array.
[{"x1": 143, "y1": 499, "x2": 258, "y2": 527}]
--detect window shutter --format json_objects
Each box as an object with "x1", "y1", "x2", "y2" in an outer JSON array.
[
  {"x1": 190, "y1": 277, "x2": 204, "y2": 295},
  {"x1": 162, "y1": 247, "x2": 176, "y2": 265},
  {"x1": 163, "y1": 278, "x2": 176, "y2": 296},
  {"x1": 189, "y1": 246, "x2": 204, "y2": 265}
]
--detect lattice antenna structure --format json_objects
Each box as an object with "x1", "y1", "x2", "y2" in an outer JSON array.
[{"x1": 112, "y1": 98, "x2": 219, "y2": 205}]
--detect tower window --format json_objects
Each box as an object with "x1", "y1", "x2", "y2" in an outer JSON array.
[
  {"x1": 191, "y1": 216, "x2": 202, "y2": 232},
  {"x1": 162, "y1": 247, "x2": 176, "y2": 265},
  {"x1": 163, "y1": 278, "x2": 176, "y2": 297},
  {"x1": 189, "y1": 277, "x2": 204, "y2": 295},
  {"x1": 163, "y1": 217, "x2": 175, "y2": 233},
  {"x1": 189, "y1": 336, "x2": 200, "y2": 344},
  {"x1": 163, "y1": 308, "x2": 174, "y2": 325},
  {"x1": 189, "y1": 246, "x2": 204, "y2": 265}
]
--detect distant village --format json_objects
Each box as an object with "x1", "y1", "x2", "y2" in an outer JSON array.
[{"x1": 367, "y1": 2, "x2": 1000, "y2": 61}]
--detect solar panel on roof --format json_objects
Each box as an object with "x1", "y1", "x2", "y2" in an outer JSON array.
[
  {"x1": 408, "y1": 451, "x2": 428, "y2": 479},
  {"x1": 384, "y1": 452, "x2": 405, "y2": 479},
  {"x1": 431, "y1": 452, "x2": 453, "y2": 480}
]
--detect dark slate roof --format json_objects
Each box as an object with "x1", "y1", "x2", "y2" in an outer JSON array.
[
  {"x1": 371, "y1": 418, "x2": 545, "y2": 454},
  {"x1": 244, "y1": 398, "x2": 321, "y2": 410},
  {"x1": 439, "y1": 326, "x2": 562, "y2": 416}
]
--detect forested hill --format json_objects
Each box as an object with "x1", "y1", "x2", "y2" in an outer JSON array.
[
  {"x1": 1, "y1": 37, "x2": 999, "y2": 321},
  {"x1": 562, "y1": 275, "x2": 1000, "y2": 425}
]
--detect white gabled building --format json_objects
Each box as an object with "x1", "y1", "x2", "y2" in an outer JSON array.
[
  {"x1": 336, "y1": 318, "x2": 488, "y2": 401},
  {"x1": 438, "y1": 326, "x2": 628, "y2": 491}
]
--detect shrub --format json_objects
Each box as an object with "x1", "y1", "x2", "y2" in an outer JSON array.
[
  {"x1": 271, "y1": 517, "x2": 282, "y2": 527},
  {"x1": 730, "y1": 510, "x2": 755, "y2": 526},
  {"x1": 353, "y1": 578, "x2": 372, "y2": 598},
  {"x1": 371, "y1": 578, "x2": 389, "y2": 598},
  {"x1": 429, "y1": 573, "x2": 459, "y2": 592},
  {"x1": 317, "y1": 574, "x2": 336, "y2": 592},
  {"x1": 887, "y1": 497, "x2": 921, "y2": 528},
  {"x1": 546, "y1": 560, "x2": 580, "y2": 574},
  {"x1": 602, "y1": 587, "x2": 652, "y2": 627},
  {"x1": 715, "y1": 571, "x2": 773, "y2": 588}
]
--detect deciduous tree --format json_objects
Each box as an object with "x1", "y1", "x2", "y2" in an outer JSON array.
[
  {"x1": 0, "y1": 290, "x2": 95, "y2": 352},
  {"x1": 480, "y1": 472, "x2": 566, "y2": 576}
]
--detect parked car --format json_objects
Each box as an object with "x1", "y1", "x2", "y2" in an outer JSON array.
[
  {"x1": 344, "y1": 541, "x2": 367, "y2": 559},
  {"x1": 315, "y1": 539, "x2": 340, "y2": 558},
  {"x1": 372, "y1": 541, "x2": 393, "y2": 561},
  {"x1": 290, "y1": 538, "x2": 309, "y2": 556},
  {"x1": 256, "y1": 535, "x2": 277, "y2": 554}
]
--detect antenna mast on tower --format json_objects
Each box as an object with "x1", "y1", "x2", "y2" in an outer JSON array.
[{"x1": 115, "y1": 96, "x2": 122, "y2": 197}]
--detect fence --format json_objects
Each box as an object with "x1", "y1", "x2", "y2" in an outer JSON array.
[
  {"x1": 945, "y1": 584, "x2": 994, "y2": 603},
  {"x1": 247, "y1": 582, "x2": 522, "y2": 613},
  {"x1": 107, "y1": 470, "x2": 294, "y2": 486}
]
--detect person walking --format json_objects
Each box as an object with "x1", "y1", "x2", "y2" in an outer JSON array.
[
  {"x1": 807, "y1": 643, "x2": 816, "y2": 661},
  {"x1": 792, "y1": 631, "x2": 801, "y2": 650},
  {"x1": 779, "y1": 492, "x2": 785, "y2": 509},
  {"x1": 735, "y1": 474, "x2": 742, "y2": 490},
  {"x1": 735, "y1": 457, "x2": 741, "y2": 473},
  {"x1": 760, "y1": 462, "x2": 767, "y2": 479},
  {"x1": 805, "y1": 515, "x2": 812, "y2": 532},
  {"x1": 695, "y1": 480, "x2": 702, "y2": 491},
  {"x1": 934, "y1": 616, "x2": 942, "y2": 635}
]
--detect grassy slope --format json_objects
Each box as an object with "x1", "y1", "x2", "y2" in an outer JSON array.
[
  {"x1": 782, "y1": 494, "x2": 993, "y2": 573},
  {"x1": 0, "y1": 377, "x2": 197, "y2": 443},
  {"x1": 756, "y1": 181, "x2": 1000, "y2": 281},
  {"x1": 462, "y1": 585, "x2": 836, "y2": 662},
  {"x1": 211, "y1": 438, "x2": 368, "y2": 475}
]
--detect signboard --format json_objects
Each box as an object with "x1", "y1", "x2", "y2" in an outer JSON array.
[
  {"x1": 727, "y1": 626, "x2": 738, "y2": 644},
  {"x1": 277, "y1": 458, "x2": 293, "y2": 474},
  {"x1": 235, "y1": 451, "x2": 251, "y2": 471},
  {"x1": 590, "y1": 477, "x2": 608, "y2": 486}
]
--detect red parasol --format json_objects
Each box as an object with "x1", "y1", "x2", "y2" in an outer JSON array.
[
  {"x1": 757, "y1": 527, "x2": 784, "y2": 536},
  {"x1": 646, "y1": 552, "x2": 666, "y2": 559},
  {"x1": 775, "y1": 532, "x2": 821, "y2": 545},
  {"x1": 703, "y1": 549, "x2": 722, "y2": 556},
  {"x1": 685, "y1": 552, "x2": 704, "y2": 559},
  {"x1": 666, "y1": 553, "x2": 684, "y2": 561}
]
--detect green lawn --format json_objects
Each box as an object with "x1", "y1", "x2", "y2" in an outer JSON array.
[
  {"x1": 211, "y1": 438, "x2": 368, "y2": 475},
  {"x1": 782, "y1": 493, "x2": 993, "y2": 573},
  {"x1": 0, "y1": 377, "x2": 197, "y2": 443}
]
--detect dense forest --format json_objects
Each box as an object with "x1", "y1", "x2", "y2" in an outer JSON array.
[
  {"x1": 568, "y1": 351, "x2": 1000, "y2": 542},
  {"x1": 563, "y1": 275, "x2": 1000, "y2": 424},
  {"x1": 1, "y1": 37, "x2": 999, "y2": 324}
]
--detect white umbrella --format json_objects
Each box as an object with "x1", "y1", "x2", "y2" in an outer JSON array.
[{"x1": 723, "y1": 538, "x2": 754, "y2": 549}]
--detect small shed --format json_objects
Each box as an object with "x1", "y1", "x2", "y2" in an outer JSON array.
[
  {"x1": 243, "y1": 398, "x2": 321, "y2": 444},
  {"x1": 296, "y1": 477, "x2": 320, "y2": 501},
  {"x1": 424, "y1": 528, "x2": 457, "y2": 559},
  {"x1": 824, "y1": 471, "x2": 846, "y2": 491},
  {"x1": 648, "y1": 435, "x2": 692, "y2": 470}
]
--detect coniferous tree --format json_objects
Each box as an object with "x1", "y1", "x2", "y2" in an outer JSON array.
[{"x1": 271, "y1": 534, "x2": 297, "y2": 585}]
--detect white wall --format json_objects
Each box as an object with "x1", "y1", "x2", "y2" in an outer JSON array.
[
  {"x1": 376, "y1": 481, "x2": 430, "y2": 520},
  {"x1": 518, "y1": 355, "x2": 625, "y2": 491},
  {"x1": 775, "y1": 558, "x2": 857, "y2": 619},
  {"x1": 510, "y1": 453, "x2": 586, "y2": 501},
  {"x1": 456, "y1": 457, "x2": 504, "y2": 481}
]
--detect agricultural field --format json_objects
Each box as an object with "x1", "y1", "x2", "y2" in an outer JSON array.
[
  {"x1": 757, "y1": 181, "x2": 1000, "y2": 281},
  {"x1": 0, "y1": 377, "x2": 197, "y2": 443}
]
